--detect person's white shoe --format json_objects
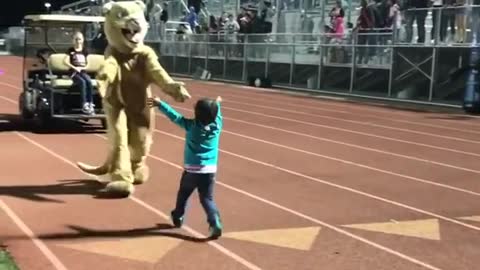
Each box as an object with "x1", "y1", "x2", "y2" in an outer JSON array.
[
  {"x1": 82, "y1": 102, "x2": 90, "y2": 114},
  {"x1": 88, "y1": 103, "x2": 96, "y2": 115}
]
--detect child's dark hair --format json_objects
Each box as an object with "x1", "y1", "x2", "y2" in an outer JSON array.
[{"x1": 195, "y1": 98, "x2": 218, "y2": 125}]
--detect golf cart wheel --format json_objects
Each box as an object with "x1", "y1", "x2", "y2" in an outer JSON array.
[
  {"x1": 19, "y1": 92, "x2": 34, "y2": 119},
  {"x1": 34, "y1": 112, "x2": 52, "y2": 129},
  {"x1": 34, "y1": 98, "x2": 54, "y2": 130}
]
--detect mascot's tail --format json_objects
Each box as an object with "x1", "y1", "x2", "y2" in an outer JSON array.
[{"x1": 76, "y1": 161, "x2": 109, "y2": 175}]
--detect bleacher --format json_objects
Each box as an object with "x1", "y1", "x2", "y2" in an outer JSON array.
[{"x1": 44, "y1": 0, "x2": 479, "y2": 108}]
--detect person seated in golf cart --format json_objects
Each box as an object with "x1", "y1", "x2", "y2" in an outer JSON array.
[{"x1": 63, "y1": 31, "x2": 95, "y2": 115}]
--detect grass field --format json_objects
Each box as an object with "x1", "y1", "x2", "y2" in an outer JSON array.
[{"x1": 0, "y1": 249, "x2": 19, "y2": 270}]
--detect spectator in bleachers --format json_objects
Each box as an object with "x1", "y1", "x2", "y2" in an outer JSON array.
[
  {"x1": 328, "y1": 6, "x2": 346, "y2": 63},
  {"x1": 218, "y1": 12, "x2": 228, "y2": 30},
  {"x1": 186, "y1": 6, "x2": 200, "y2": 33},
  {"x1": 259, "y1": 0, "x2": 275, "y2": 33},
  {"x1": 455, "y1": 0, "x2": 466, "y2": 43},
  {"x1": 145, "y1": 0, "x2": 154, "y2": 21},
  {"x1": 387, "y1": 0, "x2": 402, "y2": 40},
  {"x1": 332, "y1": 10, "x2": 345, "y2": 39},
  {"x1": 440, "y1": 0, "x2": 456, "y2": 43},
  {"x1": 404, "y1": 0, "x2": 428, "y2": 43},
  {"x1": 176, "y1": 23, "x2": 193, "y2": 56},
  {"x1": 177, "y1": 23, "x2": 193, "y2": 36},
  {"x1": 356, "y1": 0, "x2": 376, "y2": 64},
  {"x1": 300, "y1": 10, "x2": 314, "y2": 41},
  {"x1": 149, "y1": 2, "x2": 162, "y2": 40},
  {"x1": 208, "y1": 15, "x2": 221, "y2": 56},
  {"x1": 159, "y1": 2, "x2": 169, "y2": 39},
  {"x1": 209, "y1": 15, "x2": 219, "y2": 33},
  {"x1": 225, "y1": 14, "x2": 241, "y2": 33},
  {"x1": 430, "y1": 0, "x2": 442, "y2": 42},
  {"x1": 225, "y1": 13, "x2": 240, "y2": 57},
  {"x1": 247, "y1": 9, "x2": 266, "y2": 57},
  {"x1": 375, "y1": 0, "x2": 390, "y2": 28},
  {"x1": 374, "y1": 0, "x2": 392, "y2": 47},
  {"x1": 216, "y1": 12, "x2": 228, "y2": 46},
  {"x1": 237, "y1": 7, "x2": 251, "y2": 57},
  {"x1": 237, "y1": 7, "x2": 247, "y2": 24},
  {"x1": 329, "y1": 0, "x2": 345, "y2": 22},
  {"x1": 326, "y1": 0, "x2": 345, "y2": 39},
  {"x1": 247, "y1": 8, "x2": 262, "y2": 35}
]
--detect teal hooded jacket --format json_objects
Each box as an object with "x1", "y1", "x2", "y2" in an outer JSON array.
[{"x1": 157, "y1": 100, "x2": 222, "y2": 173}]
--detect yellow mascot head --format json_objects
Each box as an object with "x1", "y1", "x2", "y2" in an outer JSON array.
[{"x1": 102, "y1": 0, "x2": 149, "y2": 54}]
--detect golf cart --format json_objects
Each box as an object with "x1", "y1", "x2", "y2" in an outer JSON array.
[{"x1": 18, "y1": 14, "x2": 107, "y2": 129}]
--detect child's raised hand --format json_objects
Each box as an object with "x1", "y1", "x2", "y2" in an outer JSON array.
[
  {"x1": 147, "y1": 96, "x2": 161, "y2": 108},
  {"x1": 216, "y1": 96, "x2": 222, "y2": 103}
]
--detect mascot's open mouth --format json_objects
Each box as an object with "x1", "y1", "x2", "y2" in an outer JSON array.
[{"x1": 121, "y1": 28, "x2": 141, "y2": 44}]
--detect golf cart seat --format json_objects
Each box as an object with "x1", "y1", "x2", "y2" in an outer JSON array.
[{"x1": 47, "y1": 53, "x2": 104, "y2": 89}]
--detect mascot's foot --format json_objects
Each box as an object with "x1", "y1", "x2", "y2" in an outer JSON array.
[
  {"x1": 133, "y1": 165, "x2": 150, "y2": 185},
  {"x1": 96, "y1": 174, "x2": 112, "y2": 184},
  {"x1": 102, "y1": 181, "x2": 135, "y2": 198}
]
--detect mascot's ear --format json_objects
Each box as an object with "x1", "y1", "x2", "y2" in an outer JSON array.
[
  {"x1": 135, "y1": 0, "x2": 147, "y2": 11},
  {"x1": 102, "y1": 1, "x2": 114, "y2": 15}
]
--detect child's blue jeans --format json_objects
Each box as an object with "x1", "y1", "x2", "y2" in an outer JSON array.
[
  {"x1": 72, "y1": 71, "x2": 93, "y2": 105},
  {"x1": 171, "y1": 171, "x2": 221, "y2": 227}
]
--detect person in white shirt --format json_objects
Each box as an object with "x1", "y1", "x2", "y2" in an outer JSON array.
[
  {"x1": 430, "y1": 0, "x2": 442, "y2": 42},
  {"x1": 224, "y1": 14, "x2": 240, "y2": 56}
]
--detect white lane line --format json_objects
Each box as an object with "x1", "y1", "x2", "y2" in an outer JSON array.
[{"x1": 0, "y1": 199, "x2": 68, "y2": 270}]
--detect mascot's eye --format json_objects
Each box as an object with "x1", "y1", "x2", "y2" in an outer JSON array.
[{"x1": 117, "y1": 10, "x2": 128, "y2": 18}]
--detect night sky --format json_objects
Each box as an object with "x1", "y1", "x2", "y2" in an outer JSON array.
[{"x1": 0, "y1": 0, "x2": 78, "y2": 28}]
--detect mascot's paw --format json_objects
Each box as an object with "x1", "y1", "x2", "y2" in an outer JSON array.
[
  {"x1": 102, "y1": 181, "x2": 135, "y2": 197},
  {"x1": 133, "y1": 165, "x2": 150, "y2": 185},
  {"x1": 166, "y1": 82, "x2": 191, "y2": 102}
]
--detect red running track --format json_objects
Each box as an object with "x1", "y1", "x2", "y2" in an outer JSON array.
[{"x1": 1, "y1": 56, "x2": 480, "y2": 270}]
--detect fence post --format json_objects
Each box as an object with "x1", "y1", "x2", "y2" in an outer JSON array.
[
  {"x1": 242, "y1": 34, "x2": 247, "y2": 82},
  {"x1": 317, "y1": 33, "x2": 323, "y2": 90},
  {"x1": 428, "y1": 47, "x2": 437, "y2": 101},
  {"x1": 265, "y1": 34, "x2": 271, "y2": 78},
  {"x1": 349, "y1": 30, "x2": 357, "y2": 93},
  {"x1": 205, "y1": 33, "x2": 209, "y2": 71},
  {"x1": 289, "y1": 35, "x2": 295, "y2": 85}
]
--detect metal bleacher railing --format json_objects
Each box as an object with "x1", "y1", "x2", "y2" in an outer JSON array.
[
  {"x1": 145, "y1": 5, "x2": 480, "y2": 108},
  {"x1": 2, "y1": 1, "x2": 479, "y2": 108}
]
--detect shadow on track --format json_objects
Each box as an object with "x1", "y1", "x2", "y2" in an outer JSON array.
[
  {"x1": 3, "y1": 223, "x2": 212, "y2": 243},
  {"x1": 0, "y1": 113, "x2": 105, "y2": 134},
  {"x1": 0, "y1": 179, "x2": 126, "y2": 203},
  {"x1": 37, "y1": 224, "x2": 211, "y2": 242}
]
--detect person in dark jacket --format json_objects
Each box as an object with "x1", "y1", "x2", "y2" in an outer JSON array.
[
  {"x1": 405, "y1": 0, "x2": 429, "y2": 43},
  {"x1": 356, "y1": 0, "x2": 375, "y2": 64}
]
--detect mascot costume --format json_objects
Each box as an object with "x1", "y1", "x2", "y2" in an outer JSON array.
[{"x1": 76, "y1": 0, "x2": 191, "y2": 196}]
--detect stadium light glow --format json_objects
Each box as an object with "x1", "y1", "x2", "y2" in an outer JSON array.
[{"x1": 44, "y1": 2, "x2": 51, "y2": 13}]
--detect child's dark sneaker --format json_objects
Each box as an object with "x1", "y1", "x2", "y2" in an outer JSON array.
[
  {"x1": 209, "y1": 214, "x2": 223, "y2": 239},
  {"x1": 209, "y1": 225, "x2": 222, "y2": 239},
  {"x1": 170, "y1": 211, "x2": 183, "y2": 228}
]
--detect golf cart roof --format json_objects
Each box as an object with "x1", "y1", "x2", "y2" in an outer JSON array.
[{"x1": 23, "y1": 14, "x2": 105, "y2": 24}]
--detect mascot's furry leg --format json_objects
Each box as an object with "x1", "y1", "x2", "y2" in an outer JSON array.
[
  {"x1": 127, "y1": 107, "x2": 154, "y2": 185},
  {"x1": 77, "y1": 101, "x2": 135, "y2": 197},
  {"x1": 102, "y1": 101, "x2": 135, "y2": 196}
]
